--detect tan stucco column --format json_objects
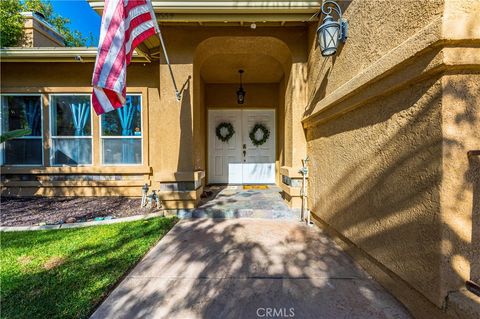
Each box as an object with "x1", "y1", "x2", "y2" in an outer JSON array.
[
  {"x1": 280, "y1": 62, "x2": 308, "y2": 207},
  {"x1": 283, "y1": 62, "x2": 308, "y2": 168},
  {"x1": 150, "y1": 61, "x2": 205, "y2": 209},
  {"x1": 440, "y1": 2, "x2": 480, "y2": 317},
  {"x1": 150, "y1": 62, "x2": 195, "y2": 173}
]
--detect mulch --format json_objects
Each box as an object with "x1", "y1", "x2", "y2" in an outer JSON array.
[{"x1": 0, "y1": 197, "x2": 153, "y2": 227}]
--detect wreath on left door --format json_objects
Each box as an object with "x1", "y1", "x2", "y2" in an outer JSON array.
[{"x1": 216, "y1": 122, "x2": 235, "y2": 142}]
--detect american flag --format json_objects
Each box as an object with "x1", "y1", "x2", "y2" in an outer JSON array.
[{"x1": 92, "y1": 0, "x2": 159, "y2": 115}]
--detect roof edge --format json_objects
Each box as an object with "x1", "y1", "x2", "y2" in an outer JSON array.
[
  {"x1": 88, "y1": 1, "x2": 321, "y2": 16},
  {"x1": 0, "y1": 47, "x2": 150, "y2": 63}
]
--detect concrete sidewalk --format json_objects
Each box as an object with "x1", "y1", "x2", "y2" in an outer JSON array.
[{"x1": 91, "y1": 219, "x2": 412, "y2": 319}]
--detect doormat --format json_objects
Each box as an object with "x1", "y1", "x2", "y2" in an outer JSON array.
[{"x1": 243, "y1": 185, "x2": 269, "y2": 190}]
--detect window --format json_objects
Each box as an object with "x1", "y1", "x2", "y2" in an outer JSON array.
[
  {"x1": 0, "y1": 95, "x2": 43, "y2": 165},
  {"x1": 50, "y1": 95, "x2": 92, "y2": 166},
  {"x1": 101, "y1": 95, "x2": 142, "y2": 165}
]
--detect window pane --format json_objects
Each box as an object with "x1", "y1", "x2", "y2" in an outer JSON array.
[
  {"x1": 52, "y1": 138, "x2": 92, "y2": 165},
  {"x1": 1, "y1": 96, "x2": 42, "y2": 136},
  {"x1": 51, "y1": 95, "x2": 91, "y2": 136},
  {"x1": 4, "y1": 139, "x2": 42, "y2": 165},
  {"x1": 102, "y1": 138, "x2": 141, "y2": 164},
  {"x1": 101, "y1": 95, "x2": 141, "y2": 136}
]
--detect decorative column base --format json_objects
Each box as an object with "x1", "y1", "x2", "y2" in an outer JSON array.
[
  {"x1": 279, "y1": 166, "x2": 306, "y2": 209},
  {"x1": 154, "y1": 170, "x2": 205, "y2": 209}
]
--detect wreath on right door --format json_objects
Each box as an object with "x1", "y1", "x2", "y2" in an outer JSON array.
[{"x1": 249, "y1": 123, "x2": 270, "y2": 147}]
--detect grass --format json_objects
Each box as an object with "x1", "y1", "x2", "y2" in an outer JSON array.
[{"x1": 0, "y1": 217, "x2": 178, "y2": 319}]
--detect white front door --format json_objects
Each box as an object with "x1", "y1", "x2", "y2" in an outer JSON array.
[
  {"x1": 242, "y1": 110, "x2": 276, "y2": 184},
  {"x1": 208, "y1": 109, "x2": 243, "y2": 184},
  {"x1": 208, "y1": 109, "x2": 276, "y2": 184}
]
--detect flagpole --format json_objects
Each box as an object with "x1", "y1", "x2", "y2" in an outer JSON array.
[{"x1": 157, "y1": 27, "x2": 181, "y2": 101}]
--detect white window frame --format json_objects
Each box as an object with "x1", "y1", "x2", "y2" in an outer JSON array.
[
  {"x1": 0, "y1": 94, "x2": 44, "y2": 167},
  {"x1": 49, "y1": 94, "x2": 94, "y2": 167},
  {"x1": 99, "y1": 94, "x2": 144, "y2": 166}
]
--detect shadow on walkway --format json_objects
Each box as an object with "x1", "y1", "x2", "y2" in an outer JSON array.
[{"x1": 91, "y1": 218, "x2": 412, "y2": 319}]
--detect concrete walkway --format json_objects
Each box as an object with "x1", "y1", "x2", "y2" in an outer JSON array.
[{"x1": 91, "y1": 218, "x2": 412, "y2": 318}]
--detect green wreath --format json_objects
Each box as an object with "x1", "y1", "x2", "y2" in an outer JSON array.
[
  {"x1": 216, "y1": 122, "x2": 235, "y2": 142},
  {"x1": 249, "y1": 123, "x2": 270, "y2": 147}
]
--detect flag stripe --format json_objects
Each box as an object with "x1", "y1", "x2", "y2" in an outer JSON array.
[
  {"x1": 97, "y1": 0, "x2": 119, "y2": 46},
  {"x1": 96, "y1": 20, "x2": 125, "y2": 87},
  {"x1": 92, "y1": 0, "x2": 159, "y2": 115},
  {"x1": 113, "y1": 62, "x2": 126, "y2": 93},
  {"x1": 105, "y1": 12, "x2": 152, "y2": 89},
  {"x1": 92, "y1": 0, "x2": 124, "y2": 85},
  {"x1": 96, "y1": 4, "x2": 152, "y2": 89},
  {"x1": 126, "y1": 27, "x2": 157, "y2": 64},
  {"x1": 125, "y1": 12, "x2": 153, "y2": 48},
  {"x1": 126, "y1": 20, "x2": 156, "y2": 54},
  {"x1": 93, "y1": 88, "x2": 113, "y2": 114},
  {"x1": 126, "y1": 0, "x2": 146, "y2": 11}
]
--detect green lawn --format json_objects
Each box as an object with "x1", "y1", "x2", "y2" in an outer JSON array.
[{"x1": 0, "y1": 217, "x2": 178, "y2": 319}]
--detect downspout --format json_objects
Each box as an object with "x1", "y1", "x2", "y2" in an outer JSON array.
[{"x1": 300, "y1": 156, "x2": 312, "y2": 226}]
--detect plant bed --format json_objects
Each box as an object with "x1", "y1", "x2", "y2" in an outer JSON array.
[
  {"x1": 0, "y1": 196, "x2": 160, "y2": 227},
  {"x1": 0, "y1": 216, "x2": 178, "y2": 319}
]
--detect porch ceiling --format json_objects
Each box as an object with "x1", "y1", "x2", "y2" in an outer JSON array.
[{"x1": 201, "y1": 54, "x2": 284, "y2": 83}]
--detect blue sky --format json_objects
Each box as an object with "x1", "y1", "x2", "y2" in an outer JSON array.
[{"x1": 50, "y1": 0, "x2": 101, "y2": 46}]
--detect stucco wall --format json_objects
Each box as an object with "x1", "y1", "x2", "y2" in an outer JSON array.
[
  {"x1": 205, "y1": 83, "x2": 278, "y2": 109},
  {"x1": 0, "y1": 61, "x2": 158, "y2": 196},
  {"x1": 30, "y1": 27, "x2": 63, "y2": 47},
  {"x1": 305, "y1": 0, "x2": 443, "y2": 106},
  {"x1": 304, "y1": 0, "x2": 480, "y2": 314},
  {"x1": 0, "y1": 62, "x2": 157, "y2": 88},
  {"x1": 307, "y1": 77, "x2": 445, "y2": 305}
]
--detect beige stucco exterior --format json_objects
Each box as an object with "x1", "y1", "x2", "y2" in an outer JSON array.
[
  {"x1": 0, "y1": 24, "x2": 308, "y2": 208},
  {"x1": 1, "y1": 0, "x2": 479, "y2": 317},
  {"x1": 303, "y1": 0, "x2": 480, "y2": 317}
]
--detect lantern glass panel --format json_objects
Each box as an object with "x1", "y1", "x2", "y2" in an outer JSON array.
[
  {"x1": 237, "y1": 89, "x2": 245, "y2": 104},
  {"x1": 319, "y1": 23, "x2": 340, "y2": 56}
]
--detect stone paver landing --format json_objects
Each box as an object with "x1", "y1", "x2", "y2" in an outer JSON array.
[{"x1": 177, "y1": 185, "x2": 299, "y2": 219}]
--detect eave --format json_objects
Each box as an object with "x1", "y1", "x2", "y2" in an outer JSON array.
[
  {"x1": 0, "y1": 47, "x2": 151, "y2": 63},
  {"x1": 88, "y1": 1, "x2": 321, "y2": 12},
  {"x1": 87, "y1": 1, "x2": 321, "y2": 23}
]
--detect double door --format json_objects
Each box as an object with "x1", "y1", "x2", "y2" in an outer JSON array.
[{"x1": 208, "y1": 109, "x2": 276, "y2": 184}]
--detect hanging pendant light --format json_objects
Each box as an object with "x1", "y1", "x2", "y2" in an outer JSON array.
[{"x1": 237, "y1": 69, "x2": 246, "y2": 104}]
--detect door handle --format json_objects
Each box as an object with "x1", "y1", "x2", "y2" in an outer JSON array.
[
  {"x1": 243, "y1": 150, "x2": 246, "y2": 157},
  {"x1": 243, "y1": 144, "x2": 246, "y2": 149}
]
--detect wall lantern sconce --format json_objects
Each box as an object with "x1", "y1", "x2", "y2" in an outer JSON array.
[
  {"x1": 317, "y1": 0, "x2": 348, "y2": 57},
  {"x1": 237, "y1": 69, "x2": 246, "y2": 104}
]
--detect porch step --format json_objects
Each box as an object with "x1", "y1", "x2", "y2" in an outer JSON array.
[{"x1": 170, "y1": 208, "x2": 300, "y2": 220}]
